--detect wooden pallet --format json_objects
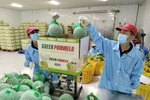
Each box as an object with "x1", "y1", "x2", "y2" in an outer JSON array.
[{"x1": 1, "y1": 49, "x2": 21, "y2": 52}]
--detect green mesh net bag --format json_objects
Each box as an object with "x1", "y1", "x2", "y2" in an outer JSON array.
[
  {"x1": 59, "y1": 93, "x2": 74, "y2": 100},
  {"x1": 0, "y1": 88, "x2": 20, "y2": 100},
  {"x1": 84, "y1": 93, "x2": 98, "y2": 100},
  {"x1": 18, "y1": 74, "x2": 31, "y2": 82},
  {"x1": 17, "y1": 91, "x2": 24, "y2": 99},
  {"x1": 20, "y1": 79, "x2": 33, "y2": 88},
  {"x1": 72, "y1": 24, "x2": 88, "y2": 39},
  {"x1": 32, "y1": 81, "x2": 44, "y2": 93},
  {"x1": 0, "y1": 83, "x2": 11, "y2": 91},
  {"x1": 48, "y1": 20, "x2": 63, "y2": 37},
  {"x1": 32, "y1": 72, "x2": 45, "y2": 82},
  {"x1": 1, "y1": 74, "x2": 19, "y2": 85},
  {"x1": 7, "y1": 72, "x2": 19, "y2": 78},
  {"x1": 41, "y1": 93, "x2": 51, "y2": 98},
  {"x1": 12, "y1": 84, "x2": 30, "y2": 92},
  {"x1": 42, "y1": 96, "x2": 52, "y2": 100},
  {"x1": 20, "y1": 90, "x2": 42, "y2": 100}
]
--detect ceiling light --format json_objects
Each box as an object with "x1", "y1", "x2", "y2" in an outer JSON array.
[
  {"x1": 11, "y1": 3, "x2": 23, "y2": 8},
  {"x1": 49, "y1": 0, "x2": 60, "y2": 5},
  {"x1": 98, "y1": 0, "x2": 107, "y2": 2},
  {"x1": 109, "y1": 13, "x2": 114, "y2": 15}
]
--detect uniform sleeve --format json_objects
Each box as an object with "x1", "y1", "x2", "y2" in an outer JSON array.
[
  {"x1": 88, "y1": 48, "x2": 94, "y2": 56},
  {"x1": 87, "y1": 24, "x2": 114, "y2": 56},
  {"x1": 131, "y1": 58, "x2": 144, "y2": 89},
  {"x1": 24, "y1": 49, "x2": 32, "y2": 67}
]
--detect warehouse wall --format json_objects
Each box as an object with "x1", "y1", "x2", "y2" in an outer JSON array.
[
  {"x1": 137, "y1": 0, "x2": 150, "y2": 48},
  {"x1": 21, "y1": 4, "x2": 138, "y2": 38},
  {"x1": 21, "y1": 4, "x2": 138, "y2": 24},
  {"x1": 0, "y1": 8, "x2": 21, "y2": 27}
]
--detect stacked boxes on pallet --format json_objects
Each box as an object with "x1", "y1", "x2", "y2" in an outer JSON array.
[
  {"x1": 21, "y1": 39, "x2": 31, "y2": 50},
  {"x1": 0, "y1": 20, "x2": 4, "y2": 49},
  {"x1": 0, "y1": 24, "x2": 27, "y2": 51},
  {"x1": 0, "y1": 26, "x2": 17, "y2": 51},
  {"x1": 33, "y1": 22, "x2": 48, "y2": 36},
  {"x1": 63, "y1": 25, "x2": 73, "y2": 34}
]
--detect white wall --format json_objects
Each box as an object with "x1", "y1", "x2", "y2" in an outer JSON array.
[
  {"x1": 21, "y1": 4, "x2": 138, "y2": 38},
  {"x1": 137, "y1": 0, "x2": 150, "y2": 48},
  {"x1": 0, "y1": 8, "x2": 21, "y2": 27}
]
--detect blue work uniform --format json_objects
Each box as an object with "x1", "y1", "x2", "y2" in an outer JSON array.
[
  {"x1": 24, "y1": 44, "x2": 49, "y2": 79},
  {"x1": 88, "y1": 47, "x2": 100, "y2": 56},
  {"x1": 87, "y1": 24, "x2": 144, "y2": 93},
  {"x1": 136, "y1": 44, "x2": 149, "y2": 61}
]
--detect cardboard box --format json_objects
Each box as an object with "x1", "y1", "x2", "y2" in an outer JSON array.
[{"x1": 38, "y1": 35, "x2": 89, "y2": 76}]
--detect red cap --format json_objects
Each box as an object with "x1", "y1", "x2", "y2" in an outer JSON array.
[
  {"x1": 116, "y1": 23, "x2": 137, "y2": 36},
  {"x1": 26, "y1": 27, "x2": 39, "y2": 34}
]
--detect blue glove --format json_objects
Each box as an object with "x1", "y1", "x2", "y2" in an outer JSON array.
[
  {"x1": 52, "y1": 73, "x2": 59, "y2": 81},
  {"x1": 140, "y1": 46, "x2": 149, "y2": 55}
]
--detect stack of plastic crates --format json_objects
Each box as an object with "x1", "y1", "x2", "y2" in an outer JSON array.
[
  {"x1": 136, "y1": 83, "x2": 150, "y2": 100},
  {"x1": 89, "y1": 60, "x2": 104, "y2": 76},
  {"x1": 82, "y1": 64, "x2": 95, "y2": 84}
]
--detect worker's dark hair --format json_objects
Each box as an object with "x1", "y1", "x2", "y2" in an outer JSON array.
[{"x1": 130, "y1": 31, "x2": 134, "y2": 36}]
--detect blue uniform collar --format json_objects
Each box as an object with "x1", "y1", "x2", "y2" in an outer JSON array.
[
  {"x1": 113, "y1": 41, "x2": 135, "y2": 58},
  {"x1": 30, "y1": 45, "x2": 38, "y2": 54}
]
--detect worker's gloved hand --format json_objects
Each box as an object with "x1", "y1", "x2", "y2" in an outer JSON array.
[
  {"x1": 132, "y1": 89, "x2": 136, "y2": 94},
  {"x1": 29, "y1": 62, "x2": 35, "y2": 69},
  {"x1": 79, "y1": 16, "x2": 91, "y2": 27},
  {"x1": 52, "y1": 12, "x2": 60, "y2": 20},
  {"x1": 140, "y1": 46, "x2": 149, "y2": 55}
]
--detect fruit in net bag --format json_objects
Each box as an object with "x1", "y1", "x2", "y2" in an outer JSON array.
[
  {"x1": 7, "y1": 72, "x2": 19, "y2": 78},
  {"x1": 41, "y1": 93, "x2": 51, "y2": 98},
  {"x1": 20, "y1": 79, "x2": 33, "y2": 88},
  {"x1": 47, "y1": 20, "x2": 63, "y2": 37},
  {"x1": 32, "y1": 81, "x2": 44, "y2": 93},
  {"x1": 59, "y1": 93, "x2": 74, "y2": 100},
  {"x1": 1, "y1": 74, "x2": 19, "y2": 85},
  {"x1": 12, "y1": 84, "x2": 30, "y2": 92},
  {"x1": 20, "y1": 90, "x2": 42, "y2": 100},
  {"x1": 72, "y1": 24, "x2": 88, "y2": 39},
  {"x1": 0, "y1": 83, "x2": 11, "y2": 91},
  {"x1": 18, "y1": 74, "x2": 31, "y2": 83},
  {"x1": 32, "y1": 72, "x2": 45, "y2": 82},
  {"x1": 0, "y1": 88, "x2": 20, "y2": 100},
  {"x1": 42, "y1": 96, "x2": 52, "y2": 100},
  {"x1": 17, "y1": 91, "x2": 24, "y2": 99}
]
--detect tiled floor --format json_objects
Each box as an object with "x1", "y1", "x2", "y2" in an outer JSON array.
[
  {"x1": 0, "y1": 51, "x2": 99, "y2": 88},
  {"x1": 0, "y1": 51, "x2": 25, "y2": 78}
]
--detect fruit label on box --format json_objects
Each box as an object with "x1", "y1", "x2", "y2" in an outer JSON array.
[{"x1": 38, "y1": 37, "x2": 88, "y2": 74}]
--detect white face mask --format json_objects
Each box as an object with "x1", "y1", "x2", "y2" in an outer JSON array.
[
  {"x1": 118, "y1": 34, "x2": 128, "y2": 44},
  {"x1": 31, "y1": 33, "x2": 40, "y2": 42}
]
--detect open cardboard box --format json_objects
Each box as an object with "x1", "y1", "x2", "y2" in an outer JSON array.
[{"x1": 37, "y1": 34, "x2": 89, "y2": 76}]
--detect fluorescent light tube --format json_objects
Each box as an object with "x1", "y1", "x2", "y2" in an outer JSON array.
[
  {"x1": 11, "y1": 3, "x2": 23, "y2": 8},
  {"x1": 98, "y1": 0, "x2": 107, "y2": 2},
  {"x1": 49, "y1": 1, "x2": 60, "y2": 5}
]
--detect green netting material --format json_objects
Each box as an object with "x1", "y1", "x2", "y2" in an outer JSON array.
[
  {"x1": 32, "y1": 72, "x2": 45, "y2": 82},
  {"x1": 0, "y1": 88, "x2": 20, "y2": 100},
  {"x1": 59, "y1": 94, "x2": 74, "y2": 100},
  {"x1": 20, "y1": 90, "x2": 42, "y2": 100},
  {"x1": 20, "y1": 79, "x2": 33, "y2": 88}
]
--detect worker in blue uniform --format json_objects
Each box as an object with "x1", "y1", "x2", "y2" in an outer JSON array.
[
  {"x1": 24, "y1": 27, "x2": 49, "y2": 80},
  {"x1": 79, "y1": 16, "x2": 144, "y2": 93},
  {"x1": 88, "y1": 43, "x2": 100, "y2": 56}
]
